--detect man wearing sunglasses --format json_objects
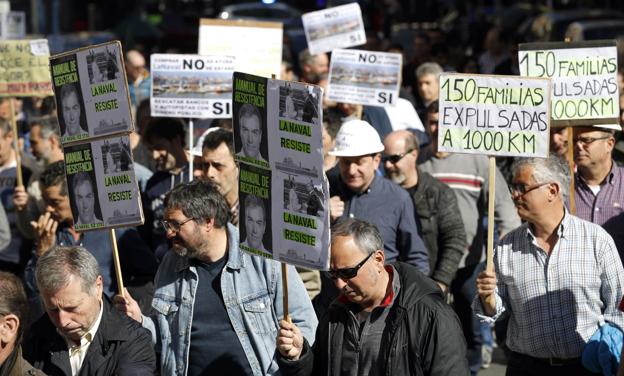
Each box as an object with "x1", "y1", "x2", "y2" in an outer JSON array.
[
  {"x1": 114, "y1": 180, "x2": 317, "y2": 375},
  {"x1": 383, "y1": 129, "x2": 466, "y2": 294},
  {"x1": 475, "y1": 155, "x2": 624, "y2": 375},
  {"x1": 277, "y1": 218, "x2": 469, "y2": 375},
  {"x1": 573, "y1": 125, "x2": 623, "y2": 228}
]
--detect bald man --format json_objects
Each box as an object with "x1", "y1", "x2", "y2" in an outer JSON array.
[{"x1": 125, "y1": 50, "x2": 150, "y2": 110}]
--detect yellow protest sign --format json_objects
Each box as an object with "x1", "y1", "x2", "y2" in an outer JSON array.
[{"x1": 0, "y1": 39, "x2": 53, "y2": 97}]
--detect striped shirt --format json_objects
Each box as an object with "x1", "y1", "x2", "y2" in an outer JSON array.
[
  {"x1": 575, "y1": 163, "x2": 624, "y2": 226},
  {"x1": 473, "y1": 211, "x2": 624, "y2": 358}
]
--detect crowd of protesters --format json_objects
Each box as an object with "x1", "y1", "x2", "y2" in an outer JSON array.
[{"x1": 0, "y1": 10, "x2": 624, "y2": 375}]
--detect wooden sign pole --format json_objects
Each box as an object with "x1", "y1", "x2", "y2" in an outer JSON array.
[
  {"x1": 485, "y1": 156, "x2": 497, "y2": 307},
  {"x1": 281, "y1": 263, "x2": 291, "y2": 322},
  {"x1": 567, "y1": 128, "x2": 576, "y2": 214},
  {"x1": 109, "y1": 229, "x2": 125, "y2": 297},
  {"x1": 189, "y1": 119, "x2": 194, "y2": 182},
  {"x1": 9, "y1": 98, "x2": 23, "y2": 186}
]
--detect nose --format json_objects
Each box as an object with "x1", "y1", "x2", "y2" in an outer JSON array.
[
  {"x1": 334, "y1": 278, "x2": 347, "y2": 290},
  {"x1": 57, "y1": 310, "x2": 72, "y2": 328}
]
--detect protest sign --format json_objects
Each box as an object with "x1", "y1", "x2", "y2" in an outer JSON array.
[
  {"x1": 64, "y1": 135, "x2": 143, "y2": 232},
  {"x1": 519, "y1": 40, "x2": 618, "y2": 126},
  {"x1": 302, "y1": 3, "x2": 366, "y2": 55},
  {"x1": 0, "y1": 11, "x2": 25, "y2": 39},
  {"x1": 199, "y1": 19, "x2": 282, "y2": 79},
  {"x1": 327, "y1": 48, "x2": 401, "y2": 107},
  {"x1": 49, "y1": 41, "x2": 133, "y2": 145},
  {"x1": 0, "y1": 39, "x2": 53, "y2": 97},
  {"x1": 438, "y1": 73, "x2": 551, "y2": 157},
  {"x1": 233, "y1": 71, "x2": 330, "y2": 270},
  {"x1": 151, "y1": 53, "x2": 234, "y2": 118}
]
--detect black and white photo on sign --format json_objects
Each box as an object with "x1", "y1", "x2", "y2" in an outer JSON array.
[
  {"x1": 59, "y1": 82, "x2": 88, "y2": 138},
  {"x1": 331, "y1": 61, "x2": 400, "y2": 90},
  {"x1": 279, "y1": 83, "x2": 320, "y2": 124},
  {"x1": 283, "y1": 176, "x2": 325, "y2": 218},
  {"x1": 68, "y1": 171, "x2": 104, "y2": 227},
  {"x1": 152, "y1": 71, "x2": 232, "y2": 99},
  {"x1": 307, "y1": 17, "x2": 361, "y2": 43},
  {"x1": 236, "y1": 103, "x2": 268, "y2": 163},
  {"x1": 101, "y1": 137, "x2": 133, "y2": 174},
  {"x1": 86, "y1": 47, "x2": 121, "y2": 84},
  {"x1": 240, "y1": 193, "x2": 272, "y2": 255}
]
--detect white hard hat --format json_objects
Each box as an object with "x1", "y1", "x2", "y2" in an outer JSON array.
[
  {"x1": 593, "y1": 124, "x2": 622, "y2": 132},
  {"x1": 329, "y1": 119, "x2": 384, "y2": 157}
]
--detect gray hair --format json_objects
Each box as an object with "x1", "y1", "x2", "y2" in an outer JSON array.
[
  {"x1": 0, "y1": 271, "x2": 28, "y2": 342},
  {"x1": 36, "y1": 246, "x2": 101, "y2": 295},
  {"x1": 331, "y1": 218, "x2": 384, "y2": 256},
  {"x1": 415, "y1": 62, "x2": 443, "y2": 80},
  {"x1": 298, "y1": 49, "x2": 319, "y2": 68},
  {"x1": 0, "y1": 117, "x2": 10, "y2": 136},
  {"x1": 32, "y1": 115, "x2": 60, "y2": 140},
  {"x1": 510, "y1": 154, "x2": 570, "y2": 199}
]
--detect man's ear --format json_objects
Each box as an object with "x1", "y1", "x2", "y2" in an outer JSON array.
[{"x1": 0, "y1": 314, "x2": 20, "y2": 344}]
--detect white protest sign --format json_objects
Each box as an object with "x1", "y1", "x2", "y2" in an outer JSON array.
[
  {"x1": 0, "y1": 11, "x2": 25, "y2": 39},
  {"x1": 64, "y1": 135, "x2": 143, "y2": 232},
  {"x1": 199, "y1": 19, "x2": 282, "y2": 79},
  {"x1": 519, "y1": 40, "x2": 618, "y2": 126},
  {"x1": 150, "y1": 54, "x2": 234, "y2": 119},
  {"x1": 438, "y1": 73, "x2": 551, "y2": 157},
  {"x1": 0, "y1": 39, "x2": 53, "y2": 97},
  {"x1": 50, "y1": 41, "x2": 133, "y2": 145},
  {"x1": 233, "y1": 72, "x2": 330, "y2": 270},
  {"x1": 328, "y1": 48, "x2": 401, "y2": 107},
  {"x1": 302, "y1": 3, "x2": 366, "y2": 55}
]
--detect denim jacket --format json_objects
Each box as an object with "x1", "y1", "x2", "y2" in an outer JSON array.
[{"x1": 142, "y1": 223, "x2": 318, "y2": 375}]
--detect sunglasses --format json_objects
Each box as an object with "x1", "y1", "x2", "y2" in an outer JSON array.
[
  {"x1": 327, "y1": 252, "x2": 375, "y2": 280},
  {"x1": 382, "y1": 149, "x2": 414, "y2": 164}
]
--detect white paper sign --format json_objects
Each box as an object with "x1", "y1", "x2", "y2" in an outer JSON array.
[
  {"x1": 199, "y1": 19, "x2": 282, "y2": 79},
  {"x1": 64, "y1": 136, "x2": 143, "y2": 231},
  {"x1": 50, "y1": 41, "x2": 133, "y2": 145},
  {"x1": 302, "y1": 3, "x2": 366, "y2": 55},
  {"x1": 233, "y1": 72, "x2": 330, "y2": 270},
  {"x1": 0, "y1": 11, "x2": 25, "y2": 40},
  {"x1": 150, "y1": 54, "x2": 234, "y2": 119},
  {"x1": 438, "y1": 73, "x2": 551, "y2": 158},
  {"x1": 327, "y1": 48, "x2": 401, "y2": 107},
  {"x1": 519, "y1": 41, "x2": 618, "y2": 124}
]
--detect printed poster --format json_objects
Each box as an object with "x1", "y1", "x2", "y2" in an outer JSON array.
[
  {"x1": 233, "y1": 71, "x2": 330, "y2": 270},
  {"x1": 0, "y1": 39, "x2": 53, "y2": 97},
  {"x1": 328, "y1": 48, "x2": 402, "y2": 107},
  {"x1": 150, "y1": 53, "x2": 234, "y2": 118},
  {"x1": 49, "y1": 41, "x2": 133, "y2": 145},
  {"x1": 438, "y1": 73, "x2": 551, "y2": 157},
  {"x1": 302, "y1": 3, "x2": 366, "y2": 55},
  {"x1": 64, "y1": 135, "x2": 143, "y2": 231},
  {"x1": 519, "y1": 40, "x2": 618, "y2": 126},
  {"x1": 199, "y1": 19, "x2": 282, "y2": 79}
]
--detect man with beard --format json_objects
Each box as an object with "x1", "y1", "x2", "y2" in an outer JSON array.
[
  {"x1": 383, "y1": 130, "x2": 466, "y2": 293},
  {"x1": 298, "y1": 49, "x2": 329, "y2": 85},
  {"x1": 114, "y1": 180, "x2": 317, "y2": 376}
]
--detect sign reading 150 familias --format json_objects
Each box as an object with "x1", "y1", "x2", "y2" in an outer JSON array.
[{"x1": 438, "y1": 73, "x2": 551, "y2": 158}]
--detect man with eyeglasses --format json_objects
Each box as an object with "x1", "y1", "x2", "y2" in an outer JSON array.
[
  {"x1": 114, "y1": 180, "x2": 317, "y2": 376},
  {"x1": 573, "y1": 125, "x2": 623, "y2": 227},
  {"x1": 276, "y1": 218, "x2": 469, "y2": 375},
  {"x1": 383, "y1": 129, "x2": 466, "y2": 294},
  {"x1": 420, "y1": 100, "x2": 520, "y2": 373},
  {"x1": 474, "y1": 155, "x2": 624, "y2": 375}
]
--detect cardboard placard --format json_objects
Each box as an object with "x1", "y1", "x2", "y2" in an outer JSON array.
[
  {"x1": 519, "y1": 40, "x2": 618, "y2": 125},
  {"x1": 233, "y1": 72, "x2": 330, "y2": 270},
  {"x1": 302, "y1": 3, "x2": 366, "y2": 55},
  {"x1": 438, "y1": 73, "x2": 551, "y2": 157},
  {"x1": 49, "y1": 41, "x2": 134, "y2": 145},
  {"x1": 199, "y1": 19, "x2": 282, "y2": 79},
  {"x1": 151, "y1": 53, "x2": 234, "y2": 118},
  {"x1": 327, "y1": 48, "x2": 401, "y2": 107},
  {"x1": 64, "y1": 135, "x2": 143, "y2": 231},
  {"x1": 0, "y1": 39, "x2": 53, "y2": 97}
]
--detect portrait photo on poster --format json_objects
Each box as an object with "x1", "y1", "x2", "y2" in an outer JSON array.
[
  {"x1": 68, "y1": 170, "x2": 104, "y2": 228},
  {"x1": 279, "y1": 83, "x2": 320, "y2": 124},
  {"x1": 101, "y1": 137, "x2": 133, "y2": 174},
  {"x1": 283, "y1": 177, "x2": 325, "y2": 218},
  {"x1": 86, "y1": 47, "x2": 121, "y2": 84},
  {"x1": 58, "y1": 81, "x2": 88, "y2": 139},
  {"x1": 239, "y1": 192, "x2": 272, "y2": 256},
  {"x1": 235, "y1": 102, "x2": 269, "y2": 164}
]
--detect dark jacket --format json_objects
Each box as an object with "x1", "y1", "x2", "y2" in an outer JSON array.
[
  {"x1": 22, "y1": 298, "x2": 156, "y2": 376},
  {"x1": 279, "y1": 262, "x2": 469, "y2": 376},
  {"x1": 411, "y1": 170, "x2": 467, "y2": 286}
]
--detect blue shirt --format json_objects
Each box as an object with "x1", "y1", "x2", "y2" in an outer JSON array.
[{"x1": 328, "y1": 173, "x2": 430, "y2": 274}]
